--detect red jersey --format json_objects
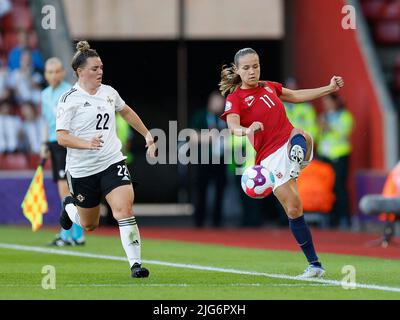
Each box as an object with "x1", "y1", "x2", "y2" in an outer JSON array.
[{"x1": 220, "y1": 81, "x2": 293, "y2": 165}]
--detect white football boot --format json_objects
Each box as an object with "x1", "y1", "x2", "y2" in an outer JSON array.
[
  {"x1": 297, "y1": 264, "x2": 326, "y2": 279},
  {"x1": 289, "y1": 145, "x2": 305, "y2": 179}
]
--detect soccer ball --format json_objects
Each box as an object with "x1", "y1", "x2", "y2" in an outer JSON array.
[{"x1": 241, "y1": 165, "x2": 274, "y2": 199}]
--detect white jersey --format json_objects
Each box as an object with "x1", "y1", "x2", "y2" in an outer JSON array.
[{"x1": 56, "y1": 83, "x2": 126, "y2": 178}]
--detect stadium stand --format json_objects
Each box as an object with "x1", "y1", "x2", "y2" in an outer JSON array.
[
  {"x1": 360, "y1": 0, "x2": 400, "y2": 104},
  {"x1": 0, "y1": 0, "x2": 48, "y2": 170}
]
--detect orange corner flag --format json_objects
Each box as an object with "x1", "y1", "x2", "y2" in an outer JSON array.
[{"x1": 21, "y1": 164, "x2": 48, "y2": 231}]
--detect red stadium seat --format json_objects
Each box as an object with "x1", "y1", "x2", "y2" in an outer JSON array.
[
  {"x1": 0, "y1": 33, "x2": 4, "y2": 56},
  {"x1": 12, "y1": 0, "x2": 29, "y2": 6},
  {"x1": 1, "y1": 12, "x2": 14, "y2": 31},
  {"x1": 380, "y1": 0, "x2": 400, "y2": 20},
  {"x1": 6, "y1": 5, "x2": 33, "y2": 30},
  {"x1": 374, "y1": 21, "x2": 400, "y2": 44},
  {"x1": 361, "y1": 0, "x2": 388, "y2": 20},
  {"x1": 28, "y1": 31, "x2": 38, "y2": 49},
  {"x1": 0, "y1": 153, "x2": 29, "y2": 170},
  {"x1": 2, "y1": 31, "x2": 19, "y2": 53},
  {"x1": 395, "y1": 53, "x2": 400, "y2": 68}
]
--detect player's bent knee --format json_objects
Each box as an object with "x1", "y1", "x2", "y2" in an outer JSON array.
[
  {"x1": 82, "y1": 222, "x2": 98, "y2": 231},
  {"x1": 286, "y1": 206, "x2": 303, "y2": 219},
  {"x1": 112, "y1": 209, "x2": 134, "y2": 221}
]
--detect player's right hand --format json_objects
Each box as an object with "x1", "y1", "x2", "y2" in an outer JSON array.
[
  {"x1": 246, "y1": 121, "x2": 264, "y2": 135},
  {"x1": 88, "y1": 134, "x2": 104, "y2": 150}
]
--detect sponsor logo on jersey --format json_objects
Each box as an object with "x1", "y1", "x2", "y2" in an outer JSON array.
[
  {"x1": 122, "y1": 176, "x2": 130, "y2": 181},
  {"x1": 245, "y1": 95, "x2": 255, "y2": 106},
  {"x1": 224, "y1": 101, "x2": 232, "y2": 111},
  {"x1": 83, "y1": 101, "x2": 91, "y2": 107},
  {"x1": 76, "y1": 194, "x2": 85, "y2": 203}
]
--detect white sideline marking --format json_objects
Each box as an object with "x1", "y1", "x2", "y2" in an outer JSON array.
[
  {"x1": 0, "y1": 283, "x2": 334, "y2": 288},
  {"x1": 1, "y1": 243, "x2": 400, "y2": 293}
]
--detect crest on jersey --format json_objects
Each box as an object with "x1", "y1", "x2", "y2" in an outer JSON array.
[
  {"x1": 225, "y1": 101, "x2": 232, "y2": 111},
  {"x1": 224, "y1": 101, "x2": 232, "y2": 111},
  {"x1": 265, "y1": 87, "x2": 274, "y2": 94},
  {"x1": 107, "y1": 96, "x2": 114, "y2": 105}
]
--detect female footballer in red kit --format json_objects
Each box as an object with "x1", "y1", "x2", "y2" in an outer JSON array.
[{"x1": 220, "y1": 48, "x2": 344, "y2": 278}]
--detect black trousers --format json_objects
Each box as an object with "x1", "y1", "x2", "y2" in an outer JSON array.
[
  {"x1": 194, "y1": 163, "x2": 227, "y2": 227},
  {"x1": 322, "y1": 155, "x2": 350, "y2": 227}
]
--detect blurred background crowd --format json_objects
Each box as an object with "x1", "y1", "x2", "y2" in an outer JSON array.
[{"x1": 0, "y1": 0, "x2": 400, "y2": 235}]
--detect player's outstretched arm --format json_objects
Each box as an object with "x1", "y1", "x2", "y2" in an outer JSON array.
[
  {"x1": 118, "y1": 105, "x2": 156, "y2": 157},
  {"x1": 280, "y1": 76, "x2": 344, "y2": 103}
]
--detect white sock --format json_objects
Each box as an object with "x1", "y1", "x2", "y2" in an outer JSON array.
[
  {"x1": 65, "y1": 203, "x2": 82, "y2": 227},
  {"x1": 118, "y1": 217, "x2": 141, "y2": 268}
]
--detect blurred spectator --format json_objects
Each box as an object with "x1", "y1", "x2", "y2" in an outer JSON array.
[
  {"x1": 20, "y1": 100, "x2": 42, "y2": 153},
  {"x1": 190, "y1": 91, "x2": 227, "y2": 227},
  {"x1": 0, "y1": 60, "x2": 11, "y2": 101},
  {"x1": 283, "y1": 77, "x2": 318, "y2": 140},
  {"x1": 7, "y1": 49, "x2": 43, "y2": 105},
  {"x1": 0, "y1": 99, "x2": 21, "y2": 153},
  {"x1": 7, "y1": 29, "x2": 44, "y2": 72},
  {"x1": 0, "y1": 0, "x2": 11, "y2": 18},
  {"x1": 317, "y1": 93, "x2": 354, "y2": 229}
]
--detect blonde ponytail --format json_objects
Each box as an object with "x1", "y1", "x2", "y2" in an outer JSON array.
[
  {"x1": 218, "y1": 48, "x2": 259, "y2": 97},
  {"x1": 219, "y1": 64, "x2": 241, "y2": 97}
]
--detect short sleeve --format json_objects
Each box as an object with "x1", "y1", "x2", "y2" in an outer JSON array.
[
  {"x1": 110, "y1": 86, "x2": 125, "y2": 112},
  {"x1": 56, "y1": 99, "x2": 77, "y2": 131},
  {"x1": 220, "y1": 94, "x2": 241, "y2": 122},
  {"x1": 265, "y1": 81, "x2": 283, "y2": 97}
]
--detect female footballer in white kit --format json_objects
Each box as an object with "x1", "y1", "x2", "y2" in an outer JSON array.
[{"x1": 56, "y1": 41, "x2": 156, "y2": 278}]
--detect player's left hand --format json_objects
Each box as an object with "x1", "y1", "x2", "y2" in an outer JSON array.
[
  {"x1": 146, "y1": 139, "x2": 157, "y2": 158},
  {"x1": 330, "y1": 76, "x2": 344, "y2": 92}
]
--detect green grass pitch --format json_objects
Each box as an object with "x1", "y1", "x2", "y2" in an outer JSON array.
[{"x1": 0, "y1": 226, "x2": 399, "y2": 299}]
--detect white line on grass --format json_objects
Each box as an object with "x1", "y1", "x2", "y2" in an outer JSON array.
[
  {"x1": 1, "y1": 243, "x2": 399, "y2": 293},
  {"x1": 0, "y1": 283, "x2": 335, "y2": 288}
]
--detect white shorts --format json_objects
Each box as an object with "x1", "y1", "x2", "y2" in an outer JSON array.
[{"x1": 260, "y1": 138, "x2": 314, "y2": 193}]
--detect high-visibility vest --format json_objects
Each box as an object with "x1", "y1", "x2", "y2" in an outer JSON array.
[
  {"x1": 227, "y1": 135, "x2": 256, "y2": 174},
  {"x1": 116, "y1": 113, "x2": 133, "y2": 164},
  {"x1": 379, "y1": 162, "x2": 400, "y2": 222},
  {"x1": 317, "y1": 110, "x2": 354, "y2": 160},
  {"x1": 284, "y1": 102, "x2": 318, "y2": 139}
]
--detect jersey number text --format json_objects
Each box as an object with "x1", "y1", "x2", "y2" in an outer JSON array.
[{"x1": 96, "y1": 113, "x2": 110, "y2": 130}]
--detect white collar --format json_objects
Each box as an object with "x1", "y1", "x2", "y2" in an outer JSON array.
[{"x1": 74, "y1": 82, "x2": 102, "y2": 96}]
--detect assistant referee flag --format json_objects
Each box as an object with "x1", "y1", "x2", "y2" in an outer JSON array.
[{"x1": 21, "y1": 162, "x2": 48, "y2": 231}]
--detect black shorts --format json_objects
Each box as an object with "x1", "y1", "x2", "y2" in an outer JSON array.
[
  {"x1": 48, "y1": 142, "x2": 67, "y2": 182},
  {"x1": 66, "y1": 160, "x2": 133, "y2": 208}
]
